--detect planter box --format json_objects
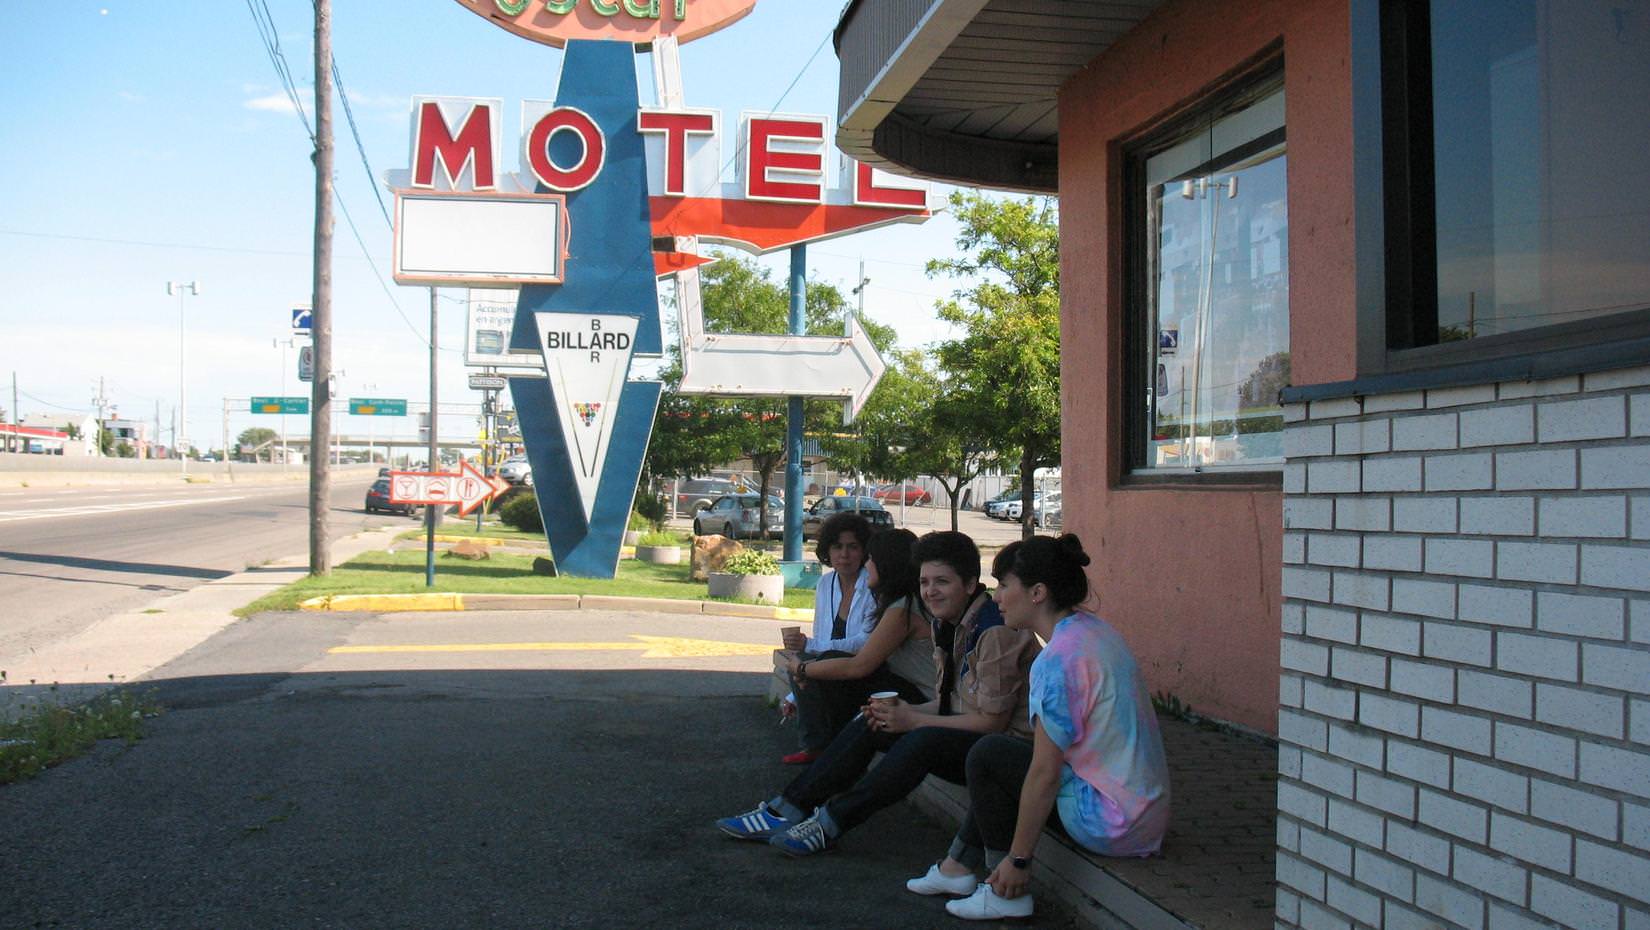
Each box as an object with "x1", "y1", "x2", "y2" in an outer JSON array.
[
  {"x1": 707, "y1": 571, "x2": 784, "y2": 603},
  {"x1": 636, "y1": 544, "x2": 682, "y2": 564},
  {"x1": 623, "y1": 529, "x2": 643, "y2": 546}
]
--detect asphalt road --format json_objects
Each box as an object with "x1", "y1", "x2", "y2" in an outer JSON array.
[
  {"x1": 0, "y1": 473, "x2": 411, "y2": 666},
  {"x1": 1, "y1": 608, "x2": 1085, "y2": 929}
]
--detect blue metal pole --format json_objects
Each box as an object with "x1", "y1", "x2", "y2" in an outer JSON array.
[{"x1": 784, "y1": 245, "x2": 805, "y2": 562}]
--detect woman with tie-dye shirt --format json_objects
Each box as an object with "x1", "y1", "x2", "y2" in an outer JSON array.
[{"x1": 906, "y1": 534, "x2": 1170, "y2": 922}]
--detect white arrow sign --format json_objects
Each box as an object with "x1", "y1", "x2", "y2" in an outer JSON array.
[
  {"x1": 389, "y1": 459, "x2": 509, "y2": 516},
  {"x1": 668, "y1": 236, "x2": 885, "y2": 423}
]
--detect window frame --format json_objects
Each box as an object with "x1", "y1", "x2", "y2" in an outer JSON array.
[
  {"x1": 1120, "y1": 58, "x2": 1289, "y2": 488},
  {"x1": 1345, "y1": 0, "x2": 1650, "y2": 386}
]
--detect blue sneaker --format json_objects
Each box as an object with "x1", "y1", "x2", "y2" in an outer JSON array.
[
  {"x1": 769, "y1": 810, "x2": 835, "y2": 857},
  {"x1": 716, "y1": 802, "x2": 792, "y2": 840}
]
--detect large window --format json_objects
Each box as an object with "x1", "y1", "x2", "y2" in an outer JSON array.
[
  {"x1": 1128, "y1": 77, "x2": 1288, "y2": 476},
  {"x1": 1383, "y1": 0, "x2": 1650, "y2": 357}
]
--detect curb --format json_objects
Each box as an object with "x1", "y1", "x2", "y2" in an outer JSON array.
[{"x1": 298, "y1": 592, "x2": 811, "y2": 621}]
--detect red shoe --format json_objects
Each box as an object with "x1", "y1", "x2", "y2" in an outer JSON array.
[{"x1": 782, "y1": 749, "x2": 821, "y2": 765}]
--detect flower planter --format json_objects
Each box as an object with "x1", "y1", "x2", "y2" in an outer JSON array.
[
  {"x1": 707, "y1": 571, "x2": 783, "y2": 603},
  {"x1": 623, "y1": 529, "x2": 643, "y2": 546},
  {"x1": 636, "y1": 544, "x2": 682, "y2": 565}
]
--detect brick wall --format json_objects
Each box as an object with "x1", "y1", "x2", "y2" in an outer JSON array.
[{"x1": 1275, "y1": 366, "x2": 1650, "y2": 930}]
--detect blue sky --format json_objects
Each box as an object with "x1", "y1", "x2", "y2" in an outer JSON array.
[{"x1": 1, "y1": 1, "x2": 976, "y2": 451}]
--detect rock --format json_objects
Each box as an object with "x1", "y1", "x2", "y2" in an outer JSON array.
[
  {"x1": 690, "y1": 534, "x2": 744, "y2": 581},
  {"x1": 446, "y1": 540, "x2": 491, "y2": 561},
  {"x1": 532, "y1": 557, "x2": 558, "y2": 576}
]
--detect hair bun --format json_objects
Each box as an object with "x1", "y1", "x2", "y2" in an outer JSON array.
[{"x1": 1057, "y1": 534, "x2": 1091, "y2": 568}]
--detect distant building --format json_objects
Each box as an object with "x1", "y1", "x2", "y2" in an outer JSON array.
[
  {"x1": 19, "y1": 413, "x2": 97, "y2": 457},
  {"x1": 101, "y1": 417, "x2": 152, "y2": 458}
]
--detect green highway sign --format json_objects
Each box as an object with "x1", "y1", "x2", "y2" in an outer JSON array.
[
  {"x1": 250, "y1": 396, "x2": 309, "y2": 415},
  {"x1": 349, "y1": 397, "x2": 408, "y2": 416}
]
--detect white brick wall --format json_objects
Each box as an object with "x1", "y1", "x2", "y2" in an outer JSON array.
[{"x1": 1277, "y1": 366, "x2": 1650, "y2": 930}]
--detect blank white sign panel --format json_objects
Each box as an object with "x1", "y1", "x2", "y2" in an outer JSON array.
[{"x1": 397, "y1": 196, "x2": 561, "y2": 283}]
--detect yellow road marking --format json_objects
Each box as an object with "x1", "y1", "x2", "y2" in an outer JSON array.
[{"x1": 327, "y1": 634, "x2": 773, "y2": 659}]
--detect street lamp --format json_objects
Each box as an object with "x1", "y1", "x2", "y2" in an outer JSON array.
[
  {"x1": 273, "y1": 336, "x2": 297, "y2": 469},
  {"x1": 166, "y1": 280, "x2": 201, "y2": 473}
]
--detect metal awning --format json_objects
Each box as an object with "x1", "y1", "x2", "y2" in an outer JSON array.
[{"x1": 834, "y1": 0, "x2": 1164, "y2": 192}]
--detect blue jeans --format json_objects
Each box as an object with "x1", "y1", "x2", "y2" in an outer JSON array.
[
  {"x1": 790, "y1": 651, "x2": 927, "y2": 752},
  {"x1": 779, "y1": 716, "x2": 984, "y2": 836}
]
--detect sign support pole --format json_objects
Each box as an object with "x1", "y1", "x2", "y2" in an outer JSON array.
[
  {"x1": 784, "y1": 244, "x2": 805, "y2": 562},
  {"x1": 426, "y1": 286, "x2": 440, "y2": 588}
]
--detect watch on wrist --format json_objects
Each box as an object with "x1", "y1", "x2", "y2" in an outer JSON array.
[
  {"x1": 797, "y1": 661, "x2": 809, "y2": 681},
  {"x1": 1010, "y1": 854, "x2": 1032, "y2": 870}
]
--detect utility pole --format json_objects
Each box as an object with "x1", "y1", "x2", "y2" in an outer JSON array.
[
  {"x1": 153, "y1": 399, "x2": 160, "y2": 461},
  {"x1": 92, "y1": 378, "x2": 109, "y2": 457},
  {"x1": 166, "y1": 280, "x2": 200, "y2": 473},
  {"x1": 308, "y1": 0, "x2": 335, "y2": 575},
  {"x1": 11, "y1": 372, "x2": 17, "y2": 428},
  {"x1": 425, "y1": 287, "x2": 440, "y2": 587}
]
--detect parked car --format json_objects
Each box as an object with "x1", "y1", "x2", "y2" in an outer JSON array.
[
  {"x1": 693, "y1": 492, "x2": 785, "y2": 539},
  {"x1": 982, "y1": 490, "x2": 1019, "y2": 518},
  {"x1": 675, "y1": 477, "x2": 740, "y2": 514},
  {"x1": 802, "y1": 495, "x2": 895, "y2": 539},
  {"x1": 498, "y1": 455, "x2": 533, "y2": 486},
  {"x1": 1002, "y1": 492, "x2": 1042, "y2": 522},
  {"x1": 365, "y1": 478, "x2": 417, "y2": 516},
  {"x1": 378, "y1": 466, "x2": 393, "y2": 477},
  {"x1": 873, "y1": 483, "x2": 932, "y2": 506}
]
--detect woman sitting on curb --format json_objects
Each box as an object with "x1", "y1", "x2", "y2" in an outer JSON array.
[
  {"x1": 912, "y1": 534, "x2": 1171, "y2": 921},
  {"x1": 778, "y1": 512, "x2": 879, "y2": 764},
  {"x1": 784, "y1": 529, "x2": 933, "y2": 750},
  {"x1": 718, "y1": 531, "x2": 1040, "y2": 858}
]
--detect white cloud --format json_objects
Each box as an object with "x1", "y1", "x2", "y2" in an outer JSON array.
[{"x1": 244, "y1": 91, "x2": 308, "y2": 116}]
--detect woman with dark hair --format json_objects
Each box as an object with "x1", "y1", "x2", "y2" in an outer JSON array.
[
  {"x1": 718, "y1": 531, "x2": 1040, "y2": 859},
  {"x1": 914, "y1": 534, "x2": 1170, "y2": 921},
  {"x1": 782, "y1": 529, "x2": 934, "y2": 754},
  {"x1": 777, "y1": 511, "x2": 878, "y2": 763}
]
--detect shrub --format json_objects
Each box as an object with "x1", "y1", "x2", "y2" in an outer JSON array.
[
  {"x1": 721, "y1": 549, "x2": 781, "y2": 576},
  {"x1": 499, "y1": 490, "x2": 543, "y2": 533},
  {"x1": 628, "y1": 510, "x2": 652, "y2": 531},
  {"x1": 634, "y1": 491, "x2": 668, "y2": 529},
  {"x1": 637, "y1": 530, "x2": 678, "y2": 547}
]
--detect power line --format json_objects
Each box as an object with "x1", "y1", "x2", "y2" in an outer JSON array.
[
  {"x1": 0, "y1": 228, "x2": 313, "y2": 257},
  {"x1": 17, "y1": 389, "x2": 91, "y2": 413},
  {"x1": 245, "y1": 0, "x2": 314, "y2": 141},
  {"x1": 331, "y1": 56, "x2": 393, "y2": 228}
]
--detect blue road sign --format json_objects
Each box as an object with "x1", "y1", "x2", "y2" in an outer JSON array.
[{"x1": 292, "y1": 304, "x2": 313, "y2": 335}]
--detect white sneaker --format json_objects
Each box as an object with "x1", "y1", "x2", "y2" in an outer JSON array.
[
  {"x1": 906, "y1": 862, "x2": 979, "y2": 897},
  {"x1": 945, "y1": 884, "x2": 1034, "y2": 920}
]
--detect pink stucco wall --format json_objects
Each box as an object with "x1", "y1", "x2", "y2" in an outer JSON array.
[{"x1": 1057, "y1": 0, "x2": 1355, "y2": 733}]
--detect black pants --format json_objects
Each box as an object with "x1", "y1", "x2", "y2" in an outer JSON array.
[
  {"x1": 951, "y1": 734, "x2": 1055, "y2": 869},
  {"x1": 791, "y1": 651, "x2": 927, "y2": 752},
  {"x1": 782, "y1": 716, "x2": 985, "y2": 836}
]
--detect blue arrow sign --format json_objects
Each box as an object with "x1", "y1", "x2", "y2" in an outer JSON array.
[{"x1": 292, "y1": 305, "x2": 313, "y2": 335}]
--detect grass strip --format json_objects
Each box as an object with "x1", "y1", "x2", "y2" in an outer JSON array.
[
  {"x1": 236, "y1": 549, "x2": 814, "y2": 614},
  {"x1": 394, "y1": 521, "x2": 544, "y2": 544},
  {"x1": 0, "y1": 686, "x2": 162, "y2": 785}
]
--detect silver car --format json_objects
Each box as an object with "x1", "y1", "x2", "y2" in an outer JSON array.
[
  {"x1": 498, "y1": 455, "x2": 532, "y2": 486},
  {"x1": 693, "y1": 493, "x2": 784, "y2": 540}
]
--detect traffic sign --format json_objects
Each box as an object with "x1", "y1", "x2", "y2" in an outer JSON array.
[
  {"x1": 349, "y1": 398, "x2": 408, "y2": 416},
  {"x1": 298, "y1": 345, "x2": 315, "y2": 382},
  {"x1": 250, "y1": 396, "x2": 309, "y2": 415},
  {"x1": 468, "y1": 373, "x2": 507, "y2": 391},
  {"x1": 388, "y1": 459, "x2": 508, "y2": 516},
  {"x1": 292, "y1": 303, "x2": 313, "y2": 335}
]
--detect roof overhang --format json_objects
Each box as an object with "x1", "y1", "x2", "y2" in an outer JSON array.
[{"x1": 834, "y1": 0, "x2": 1165, "y2": 192}]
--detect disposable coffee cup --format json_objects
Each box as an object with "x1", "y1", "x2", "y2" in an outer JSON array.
[
  {"x1": 780, "y1": 625, "x2": 801, "y2": 640},
  {"x1": 869, "y1": 691, "x2": 900, "y2": 706}
]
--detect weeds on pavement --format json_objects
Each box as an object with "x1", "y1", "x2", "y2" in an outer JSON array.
[{"x1": 0, "y1": 673, "x2": 163, "y2": 785}]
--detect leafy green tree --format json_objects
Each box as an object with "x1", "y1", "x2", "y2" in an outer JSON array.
[
  {"x1": 929, "y1": 191, "x2": 1061, "y2": 538},
  {"x1": 650, "y1": 255, "x2": 882, "y2": 538},
  {"x1": 237, "y1": 427, "x2": 279, "y2": 462}
]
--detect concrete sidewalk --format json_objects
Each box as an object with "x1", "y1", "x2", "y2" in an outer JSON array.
[{"x1": 0, "y1": 526, "x2": 401, "y2": 718}]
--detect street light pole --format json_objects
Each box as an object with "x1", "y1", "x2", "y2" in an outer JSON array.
[{"x1": 166, "y1": 280, "x2": 201, "y2": 475}]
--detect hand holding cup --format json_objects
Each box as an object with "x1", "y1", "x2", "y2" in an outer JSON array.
[
  {"x1": 865, "y1": 691, "x2": 902, "y2": 731},
  {"x1": 780, "y1": 626, "x2": 807, "y2": 652}
]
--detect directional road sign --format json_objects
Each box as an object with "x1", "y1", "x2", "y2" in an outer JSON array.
[
  {"x1": 292, "y1": 303, "x2": 313, "y2": 335},
  {"x1": 388, "y1": 459, "x2": 509, "y2": 517},
  {"x1": 250, "y1": 396, "x2": 309, "y2": 415},
  {"x1": 349, "y1": 398, "x2": 408, "y2": 416}
]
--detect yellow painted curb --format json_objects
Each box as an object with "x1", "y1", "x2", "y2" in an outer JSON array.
[
  {"x1": 770, "y1": 605, "x2": 813, "y2": 621},
  {"x1": 430, "y1": 535, "x2": 509, "y2": 546},
  {"x1": 322, "y1": 593, "x2": 465, "y2": 612}
]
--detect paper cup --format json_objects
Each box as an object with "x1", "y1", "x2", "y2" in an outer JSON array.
[{"x1": 869, "y1": 691, "x2": 900, "y2": 706}]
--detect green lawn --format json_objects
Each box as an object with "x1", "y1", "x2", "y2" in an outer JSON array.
[
  {"x1": 395, "y1": 520, "x2": 545, "y2": 545},
  {"x1": 236, "y1": 549, "x2": 814, "y2": 614}
]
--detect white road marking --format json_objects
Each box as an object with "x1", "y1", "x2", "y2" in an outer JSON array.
[{"x1": 0, "y1": 495, "x2": 252, "y2": 523}]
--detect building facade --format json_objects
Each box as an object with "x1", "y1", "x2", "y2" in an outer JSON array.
[{"x1": 835, "y1": 1, "x2": 1649, "y2": 927}]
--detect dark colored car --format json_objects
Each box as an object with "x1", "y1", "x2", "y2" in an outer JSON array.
[
  {"x1": 675, "y1": 477, "x2": 740, "y2": 514},
  {"x1": 365, "y1": 478, "x2": 417, "y2": 516},
  {"x1": 802, "y1": 495, "x2": 895, "y2": 539},
  {"x1": 693, "y1": 493, "x2": 785, "y2": 539}
]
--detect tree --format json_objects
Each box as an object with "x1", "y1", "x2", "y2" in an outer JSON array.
[
  {"x1": 929, "y1": 191, "x2": 1061, "y2": 539},
  {"x1": 237, "y1": 427, "x2": 279, "y2": 462},
  {"x1": 649, "y1": 255, "x2": 873, "y2": 538}
]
